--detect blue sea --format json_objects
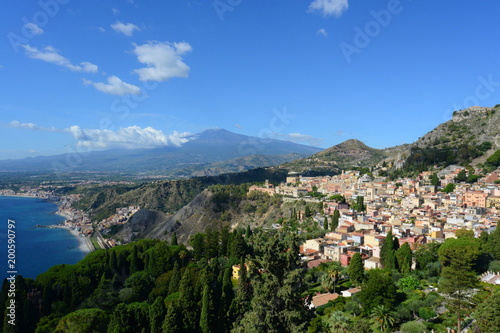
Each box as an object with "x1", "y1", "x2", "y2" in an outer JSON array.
[{"x1": 0, "y1": 196, "x2": 86, "y2": 280}]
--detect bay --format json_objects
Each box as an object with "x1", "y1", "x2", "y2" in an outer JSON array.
[{"x1": 0, "y1": 196, "x2": 87, "y2": 280}]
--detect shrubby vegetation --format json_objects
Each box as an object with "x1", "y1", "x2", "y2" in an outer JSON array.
[{"x1": 2, "y1": 224, "x2": 500, "y2": 332}]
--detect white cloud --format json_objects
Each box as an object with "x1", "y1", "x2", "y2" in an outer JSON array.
[
  {"x1": 24, "y1": 23, "x2": 44, "y2": 35},
  {"x1": 8, "y1": 121, "x2": 57, "y2": 132},
  {"x1": 111, "y1": 21, "x2": 140, "y2": 36},
  {"x1": 22, "y1": 45, "x2": 98, "y2": 73},
  {"x1": 6, "y1": 121, "x2": 191, "y2": 149},
  {"x1": 317, "y1": 28, "x2": 328, "y2": 37},
  {"x1": 308, "y1": 0, "x2": 348, "y2": 17},
  {"x1": 97, "y1": 26, "x2": 106, "y2": 33},
  {"x1": 112, "y1": 8, "x2": 120, "y2": 15},
  {"x1": 271, "y1": 132, "x2": 324, "y2": 146},
  {"x1": 83, "y1": 76, "x2": 141, "y2": 96},
  {"x1": 67, "y1": 125, "x2": 191, "y2": 149},
  {"x1": 133, "y1": 41, "x2": 192, "y2": 82}
]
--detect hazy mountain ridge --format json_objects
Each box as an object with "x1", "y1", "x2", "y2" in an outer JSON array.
[{"x1": 0, "y1": 129, "x2": 321, "y2": 177}]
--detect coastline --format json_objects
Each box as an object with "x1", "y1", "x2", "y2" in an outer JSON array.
[
  {"x1": 52, "y1": 225, "x2": 94, "y2": 254},
  {"x1": 0, "y1": 195, "x2": 95, "y2": 255}
]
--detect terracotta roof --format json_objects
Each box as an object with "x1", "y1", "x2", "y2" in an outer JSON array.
[
  {"x1": 307, "y1": 259, "x2": 330, "y2": 269},
  {"x1": 311, "y1": 293, "x2": 339, "y2": 307}
]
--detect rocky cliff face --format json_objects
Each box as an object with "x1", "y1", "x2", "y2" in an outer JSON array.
[{"x1": 383, "y1": 105, "x2": 500, "y2": 167}]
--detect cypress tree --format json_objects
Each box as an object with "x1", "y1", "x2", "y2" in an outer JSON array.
[
  {"x1": 149, "y1": 297, "x2": 166, "y2": 333},
  {"x1": 178, "y1": 269, "x2": 200, "y2": 331},
  {"x1": 109, "y1": 250, "x2": 118, "y2": 271},
  {"x1": 163, "y1": 303, "x2": 182, "y2": 333},
  {"x1": 324, "y1": 216, "x2": 329, "y2": 231},
  {"x1": 199, "y1": 283, "x2": 216, "y2": 333},
  {"x1": 380, "y1": 230, "x2": 397, "y2": 271},
  {"x1": 219, "y1": 268, "x2": 234, "y2": 332},
  {"x1": 168, "y1": 261, "x2": 181, "y2": 295},
  {"x1": 171, "y1": 233, "x2": 178, "y2": 246},
  {"x1": 396, "y1": 243, "x2": 412, "y2": 274},
  {"x1": 348, "y1": 252, "x2": 365, "y2": 286},
  {"x1": 331, "y1": 209, "x2": 340, "y2": 231},
  {"x1": 130, "y1": 245, "x2": 140, "y2": 274},
  {"x1": 245, "y1": 225, "x2": 252, "y2": 239}
]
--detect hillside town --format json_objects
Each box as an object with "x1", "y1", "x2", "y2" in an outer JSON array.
[{"x1": 249, "y1": 168, "x2": 500, "y2": 270}]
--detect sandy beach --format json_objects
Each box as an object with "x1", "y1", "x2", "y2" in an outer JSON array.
[{"x1": 51, "y1": 225, "x2": 94, "y2": 254}]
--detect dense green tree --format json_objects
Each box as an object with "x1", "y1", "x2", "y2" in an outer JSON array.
[
  {"x1": 400, "y1": 320, "x2": 427, "y2": 333},
  {"x1": 190, "y1": 233, "x2": 206, "y2": 261},
  {"x1": 330, "y1": 194, "x2": 346, "y2": 203},
  {"x1": 397, "y1": 276, "x2": 420, "y2": 292},
  {"x1": 109, "y1": 250, "x2": 118, "y2": 271},
  {"x1": 323, "y1": 216, "x2": 329, "y2": 231},
  {"x1": 129, "y1": 245, "x2": 140, "y2": 274},
  {"x1": 229, "y1": 257, "x2": 252, "y2": 326},
  {"x1": 200, "y1": 283, "x2": 216, "y2": 333},
  {"x1": 245, "y1": 225, "x2": 252, "y2": 239},
  {"x1": 349, "y1": 318, "x2": 372, "y2": 333},
  {"x1": 177, "y1": 268, "x2": 201, "y2": 332},
  {"x1": 149, "y1": 297, "x2": 166, "y2": 333},
  {"x1": 121, "y1": 271, "x2": 154, "y2": 303},
  {"x1": 438, "y1": 237, "x2": 481, "y2": 333},
  {"x1": 168, "y1": 261, "x2": 181, "y2": 295},
  {"x1": 232, "y1": 232, "x2": 312, "y2": 333},
  {"x1": 54, "y1": 308, "x2": 109, "y2": 333},
  {"x1": 358, "y1": 269, "x2": 398, "y2": 314},
  {"x1": 331, "y1": 209, "x2": 340, "y2": 231},
  {"x1": 347, "y1": 252, "x2": 364, "y2": 286},
  {"x1": 380, "y1": 230, "x2": 397, "y2": 271},
  {"x1": 352, "y1": 196, "x2": 366, "y2": 212},
  {"x1": 170, "y1": 233, "x2": 178, "y2": 246},
  {"x1": 414, "y1": 242, "x2": 440, "y2": 272},
  {"x1": 474, "y1": 290, "x2": 500, "y2": 332},
  {"x1": 219, "y1": 268, "x2": 235, "y2": 333},
  {"x1": 307, "y1": 316, "x2": 328, "y2": 333},
  {"x1": 229, "y1": 232, "x2": 247, "y2": 259},
  {"x1": 396, "y1": 243, "x2": 412, "y2": 274},
  {"x1": 455, "y1": 228, "x2": 474, "y2": 238},
  {"x1": 487, "y1": 225, "x2": 500, "y2": 260},
  {"x1": 455, "y1": 169, "x2": 467, "y2": 182},
  {"x1": 162, "y1": 303, "x2": 182, "y2": 333},
  {"x1": 107, "y1": 302, "x2": 150, "y2": 333},
  {"x1": 442, "y1": 183, "x2": 456, "y2": 193},
  {"x1": 430, "y1": 173, "x2": 440, "y2": 187}
]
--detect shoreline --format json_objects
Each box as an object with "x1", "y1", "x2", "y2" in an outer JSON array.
[{"x1": 49, "y1": 225, "x2": 94, "y2": 254}]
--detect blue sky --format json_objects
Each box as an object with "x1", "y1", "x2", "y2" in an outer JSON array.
[{"x1": 1, "y1": 0, "x2": 499, "y2": 159}]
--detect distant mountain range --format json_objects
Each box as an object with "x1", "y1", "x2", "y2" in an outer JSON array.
[
  {"x1": 0, "y1": 129, "x2": 322, "y2": 177},
  {"x1": 1, "y1": 106, "x2": 499, "y2": 179}
]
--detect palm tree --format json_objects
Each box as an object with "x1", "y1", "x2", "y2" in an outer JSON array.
[
  {"x1": 328, "y1": 311, "x2": 350, "y2": 333},
  {"x1": 370, "y1": 304, "x2": 395, "y2": 332},
  {"x1": 321, "y1": 261, "x2": 343, "y2": 293}
]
